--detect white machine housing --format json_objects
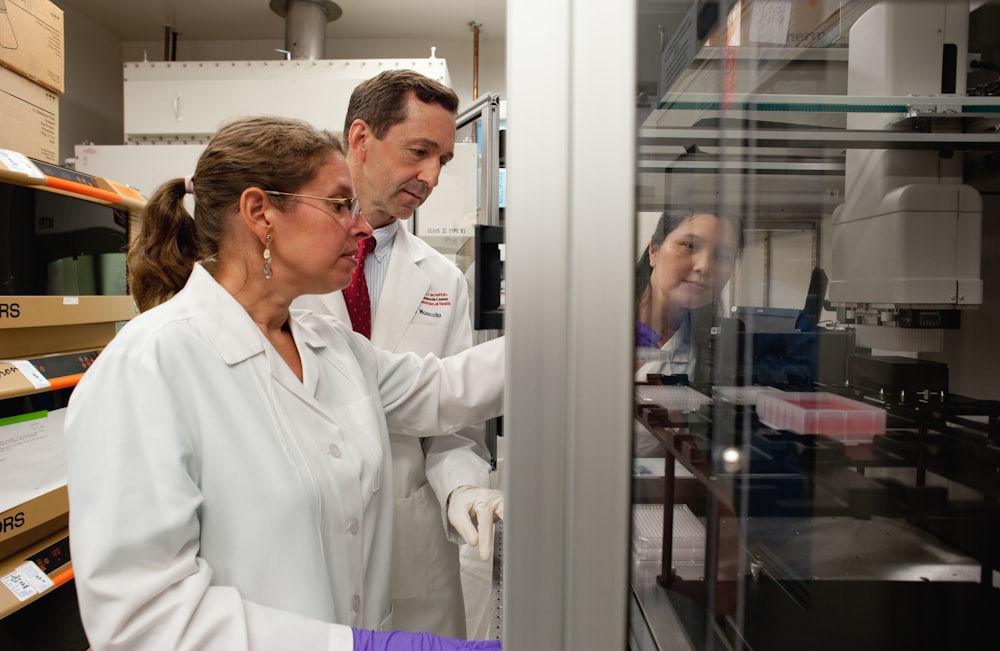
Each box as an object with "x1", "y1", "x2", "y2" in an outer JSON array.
[
  {"x1": 828, "y1": 1, "x2": 983, "y2": 331},
  {"x1": 122, "y1": 58, "x2": 450, "y2": 142},
  {"x1": 831, "y1": 184, "x2": 982, "y2": 306}
]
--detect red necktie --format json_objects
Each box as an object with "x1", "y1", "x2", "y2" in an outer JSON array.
[{"x1": 344, "y1": 236, "x2": 375, "y2": 338}]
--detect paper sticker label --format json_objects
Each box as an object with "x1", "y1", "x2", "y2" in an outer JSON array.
[
  {"x1": 0, "y1": 360, "x2": 50, "y2": 390},
  {"x1": 1, "y1": 571, "x2": 37, "y2": 602},
  {"x1": 0, "y1": 150, "x2": 45, "y2": 180},
  {"x1": 1, "y1": 562, "x2": 54, "y2": 602}
]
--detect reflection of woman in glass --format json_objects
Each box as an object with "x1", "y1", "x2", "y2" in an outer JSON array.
[{"x1": 635, "y1": 209, "x2": 741, "y2": 381}]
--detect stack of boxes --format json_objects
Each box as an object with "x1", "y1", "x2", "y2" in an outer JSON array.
[
  {"x1": 0, "y1": 0, "x2": 69, "y2": 620},
  {"x1": 0, "y1": 0, "x2": 63, "y2": 163}
]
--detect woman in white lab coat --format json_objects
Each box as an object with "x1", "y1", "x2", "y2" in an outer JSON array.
[
  {"x1": 633, "y1": 209, "x2": 741, "y2": 457},
  {"x1": 63, "y1": 116, "x2": 503, "y2": 651},
  {"x1": 634, "y1": 209, "x2": 742, "y2": 381}
]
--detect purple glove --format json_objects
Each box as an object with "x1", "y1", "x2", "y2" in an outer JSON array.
[{"x1": 352, "y1": 629, "x2": 501, "y2": 651}]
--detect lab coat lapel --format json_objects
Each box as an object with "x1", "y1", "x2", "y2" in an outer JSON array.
[
  {"x1": 192, "y1": 271, "x2": 329, "y2": 422},
  {"x1": 185, "y1": 264, "x2": 266, "y2": 365},
  {"x1": 268, "y1": 320, "x2": 351, "y2": 426},
  {"x1": 371, "y1": 227, "x2": 429, "y2": 352}
]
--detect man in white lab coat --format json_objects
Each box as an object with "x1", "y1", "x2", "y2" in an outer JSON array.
[{"x1": 295, "y1": 70, "x2": 502, "y2": 638}]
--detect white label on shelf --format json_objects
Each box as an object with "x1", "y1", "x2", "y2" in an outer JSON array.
[
  {"x1": 0, "y1": 149, "x2": 45, "y2": 180},
  {"x1": 1, "y1": 360, "x2": 50, "y2": 390},
  {"x1": 63, "y1": 296, "x2": 80, "y2": 305},
  {"x1": 16, "y1": 561, "x2": 54, "y2": 592},
  {"x1": 1, "y1": 570, "x2": 37, "y2": 602},
  {"x1": 1, "y1": 562, "x2": 53, "y2": 602}
]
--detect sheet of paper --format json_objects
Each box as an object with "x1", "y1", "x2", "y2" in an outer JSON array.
[
  {"x1": 1, "y1": 562, "x2": 54, "y2": 602},
  {"x1": 749, "y1": 0, "x2": 792, "y2": 44},
  {"x1": 0, "y1": 409, "x2": 68, "y2": 513}
]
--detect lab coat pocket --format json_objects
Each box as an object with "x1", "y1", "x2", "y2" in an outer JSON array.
[
  {"x1": 390, "y1": 481, "x2": 461, "y2": 599},
  {"x1": 329, "y1": 395, "x2": 387, "y2": 495},
  {"x1": 397, "y1": 324, "x2": 449, "y2": 357}
]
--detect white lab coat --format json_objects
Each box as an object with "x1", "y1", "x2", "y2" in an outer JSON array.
[
  {"x1": 63, "y1": 263, "x2": 504, "y2": 651},
  {"x1": 634, "y1": 320, "x2": 693, "y2": 457},
  {"x1": 295, "y1": 226, "x2": 490, "y2": 637},
  {"x1": 634, "y1": 318, "x2": 693, "y2": 381}
]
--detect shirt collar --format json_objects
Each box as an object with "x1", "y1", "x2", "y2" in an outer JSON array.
[
  {"x1": 372, "y1": 219, "x2": 399, "y2": 256},
  {"x1": 181, "y1": 263, "x2": 264, "y2": 364},
  {"x1": 183, "y1": 263, "x2": 329, "y2": 363}
]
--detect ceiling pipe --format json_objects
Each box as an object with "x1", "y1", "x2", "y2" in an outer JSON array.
[
  {"x1": 269, "y1": 0, "x2": 342, "y2": 60},
  {"x1": 469, "y1": 21, "x2": 482, "y2": 100}
]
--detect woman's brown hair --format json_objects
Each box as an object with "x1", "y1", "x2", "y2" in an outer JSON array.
[{"x1": 126, "y1": 116, "x2": 343, "y2": 311}]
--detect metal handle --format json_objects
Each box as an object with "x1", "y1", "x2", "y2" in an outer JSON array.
[{"x1": 474, "y1": 224, "x2": 504, "y2": 331}]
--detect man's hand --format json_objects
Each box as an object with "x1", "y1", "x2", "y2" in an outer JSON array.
[{"x1": 447, "y1": 485, "x2": 504, "y2": 561}]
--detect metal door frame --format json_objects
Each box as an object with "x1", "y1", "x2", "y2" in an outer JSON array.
[{"x1": 504, "y1": 1, "x2": 636, "y2": 649}]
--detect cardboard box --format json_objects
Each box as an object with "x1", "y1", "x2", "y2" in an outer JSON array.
[
  {"x1": 0, "y1": 486, "x2": 68, "y2": 562},
  {"x1": 707, "y1": 0, "x2": 843, "y2": 48},
  {"x1": 0, "y1": 0, "x2": 64, "y2": 94},
  {"x1": 0, "y1": 323, "x2": 117, "y2": 359},
  {"x1": 0, "y1": 323, "x2": 118, "y2": 359},
  {"x1": 0, "y1": 65, "x2": 59, "y2": 163},
  {"x1": 0, "y1": 295, "x2": 137, "y2": 330}
]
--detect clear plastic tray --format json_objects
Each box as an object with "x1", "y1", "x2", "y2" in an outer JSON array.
[
  {"x1": 631, "y1": 504, "x2": 705, "y2": 566},
  {"x1": 635, "y1": 385, "x2": 712, "y2": 412},
  {"x1": 755, "y1": 391, "x2": 886, "y2": 442},
  {"x1": 712, "y1": 385, "x2": 781, "y2": 405}
]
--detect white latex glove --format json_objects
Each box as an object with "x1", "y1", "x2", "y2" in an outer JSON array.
[{"x1": 447, "y1": 485, "x2": 504, "y2": 561}]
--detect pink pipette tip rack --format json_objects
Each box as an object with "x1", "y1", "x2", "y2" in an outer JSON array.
[{"x1": 755, "y1": 391, "x2": 887, "y2": 443}]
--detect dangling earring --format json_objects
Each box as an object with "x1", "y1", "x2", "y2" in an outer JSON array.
[{"x1": 263, "y1": 233, "x2": 273, "y2": 280}]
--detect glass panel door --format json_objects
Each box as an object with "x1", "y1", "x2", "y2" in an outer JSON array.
[{"x1": 631, "y1": 1, "x2": 1000, "y2": 650}]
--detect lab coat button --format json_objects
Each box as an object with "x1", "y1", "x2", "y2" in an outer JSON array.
[
  {"x1": 328, "y1": 443, "x2": 341, "y2": 458},
  {"x1": 347, "y1": 517, "x2": 359, "y2": 535},
  {"x1": 351, "y1": 594, "x2": 361, "y2": 612}
]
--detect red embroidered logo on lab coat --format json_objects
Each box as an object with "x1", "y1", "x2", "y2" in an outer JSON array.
[
  {"x1": 420, "y1": 292, "x2": 451, "y2": 307},
  {"x1": 418, "y1": 292, "x2": 450, "y2": 319}
]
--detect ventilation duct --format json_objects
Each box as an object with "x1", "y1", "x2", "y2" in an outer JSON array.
[{"x1": 269, "y1": 0, "x2": 342, "y2": 60}]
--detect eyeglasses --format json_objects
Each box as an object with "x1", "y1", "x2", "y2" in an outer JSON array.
[{"x1": 263, "y1": 190, "x2": 362, "y2": 222}]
